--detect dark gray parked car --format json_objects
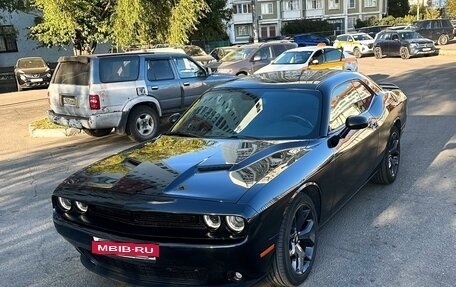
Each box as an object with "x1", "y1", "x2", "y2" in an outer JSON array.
[
  {"x1": 373, "y1": 30, "x2": 436, "y2": 59},
  {"x1": 14, "y1": 56, "x2": 52, "y2": 91},
  {"x1": 48, "y1": 52, "x2": 236, "y2": 142}
]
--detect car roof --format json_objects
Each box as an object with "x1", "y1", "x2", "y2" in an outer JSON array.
[
  {"x1": 57, "y1": 51, "x2": 189, "y2": 62},
  {"x1": 285, "y1": 46, "x2": 334, "y2": 52}
]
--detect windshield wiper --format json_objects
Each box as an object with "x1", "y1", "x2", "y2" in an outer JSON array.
[{"x1": 227, "y1": 134, "x2": 263, "y2": 140}]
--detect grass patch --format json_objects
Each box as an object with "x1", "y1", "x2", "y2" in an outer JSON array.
[{"x1": 30, "y1": 117, "x2": 64, "y2": 129}]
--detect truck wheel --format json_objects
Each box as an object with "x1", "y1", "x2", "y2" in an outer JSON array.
[
  {"x1": 127, "y1": 105, "x2": 159, "y2": 142},
  {"x1": 83, "y1": 129, "x2": 112, "y2": 137}
]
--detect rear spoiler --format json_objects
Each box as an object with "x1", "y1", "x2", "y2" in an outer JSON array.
[{"x1": 378, "y1": 82, "x2": 400, "y2": 91}]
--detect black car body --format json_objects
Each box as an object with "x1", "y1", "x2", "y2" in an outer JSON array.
[
  {"x1": 411, "y1": 19, "x2": 454, "y2": 45},
  {"x1": 358, "y1": 25, "x2": 392, "y2": 38},
  {"x1": 373, "y1": 30, "x2": 436, "y2": 59},
  {"x1": 52, "y1": 70, "x2": 407, "y2": 286},
  {"x1": 14, "y1": 56, "x2": 52, "y2": 91}
]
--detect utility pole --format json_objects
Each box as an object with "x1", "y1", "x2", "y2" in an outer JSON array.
[
  {"x1": 344, "y1": 0, "x2": 348, "y2": 33},
  {"x1": 251, "y1": 0, "x2": 259, "y2": 43}
]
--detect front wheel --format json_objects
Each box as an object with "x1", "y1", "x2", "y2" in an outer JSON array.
[
  {"x1": 400, "y1": 47, "x2": 410, "y2": 59},
  {"x1": 437, "y1": 34, "x2": 449, "y2": 45},
  {"x1": 353, "y1": 47, "x2": 362, "y2": 58},
  {"x1": 374, "y1": 47, "x2": 383, "y2": 59},
  {"x1": 267, "y1": 193, "x2": 318, "y2": 286},
  {"x1": 126, "y1": 105, "x2": 159, "y2": 142},
  {"x1": 83, "y1": 128, "x2": 112, "y2": 137},
  {"x1": 372, "y1": 126, "x2": 401, "y2": 185}
]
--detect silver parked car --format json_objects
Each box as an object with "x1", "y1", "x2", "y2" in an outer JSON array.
[{"x1": 48, "y1": 52, "x2": 236, "y2": 142}]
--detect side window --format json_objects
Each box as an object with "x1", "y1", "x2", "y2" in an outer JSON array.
[
  {"x1": 337, "y1": 35, "x2": 348, "y2": 41},
  {"x1": 391, "y1": 33, "x2": 399, "y2": 40},
  {"x1": 352, "y1": 80, "x2": 374, "y2": 113},
  {"x1": 272, "y1": 44, "x2": 288, "y2": 57},
  {"x1": 329, "y1": 81, "x2": 363, "y2": 131},
  {"x1": 312, "y1": 50, "x2": 324, "y2": 63},
  {"x1": 324, "y1": 49, "x2": 343, "y2": 62},
  {"x1": 174, "y1": 57, "x2": 205, "y2": 79},
  {"x1": 254, "y1": 46, "x2": 272, "y2": 60},
  {"x1": 99, "y1": 56, "x2": 139, "y2": 83},
  {"x1": 383, "y1": 33, "x2": 391, "y2": 40},
  {"x1": 147, "y1": 59, "x2": 174, "y2": 81}
]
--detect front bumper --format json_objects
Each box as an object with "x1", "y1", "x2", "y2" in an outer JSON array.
[
  {"x1": 410, "y1": 47, "x2": 436, "y2": 56},
  {"x1": 54, "y1": 213, "x2": 272, "y2": 286}
]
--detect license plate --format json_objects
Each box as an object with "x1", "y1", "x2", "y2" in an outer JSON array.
[
  {"x1": 92, "y1": 239, "x2": 159, "y2": 259},
  {"x1": 30, "y1": 78, "x2": 43, "y2": 83},
  {"x1": 62, "y1": 96, "x2": 76, "y2": 106},
  {"x1": 422, "y1": 48, "x2": 431, "y2": 51}
]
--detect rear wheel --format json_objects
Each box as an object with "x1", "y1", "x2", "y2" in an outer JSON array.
[
  {"x1": 127, "y1": 105, "x2": 159, "y2": 142},
  {"x1": 83, "y1": 128, "x2": 112, "y2": 137},
  {"x1": 374, "y1": 47, "x2": 383, "y2": 59},
  {"x1": 400, "y1": 47, "x2": 410, "y2": 59},
  {"x1": 372, "y1": 126, "x2": 401, "y2": 185},
  {"x1": 353, "y1": 47, "x2": 362, "y2": 58},
  {"x1": 437, "y1": 34, "x2": 449, "y2": 45},
  {"x1": 267, "y1": 193, "x2": 318, "y2": 286}
]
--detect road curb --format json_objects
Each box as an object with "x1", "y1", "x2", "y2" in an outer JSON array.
[{"x1": 28, "y1": 124, "x2": 82, "y2": 137}]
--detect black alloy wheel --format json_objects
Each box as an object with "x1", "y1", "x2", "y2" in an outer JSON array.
[
  {"x1": 267, "y1": 193, "x2": 318, "y2": 286},
  {"x1": 372, "y1": 126, "x2": 401, "y2": 185},
  {"x1": 400, "y1": 47, "x2": 411, "y2": 59},
  {"x1": 374, "y1": 47, "x2": 383, "y2": 59}
]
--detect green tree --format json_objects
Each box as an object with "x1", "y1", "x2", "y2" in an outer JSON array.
[
  {"x1": 28, "y1": 0, "x2": 209, "y2": 55},
  {"x1": 281, "y1": 19, "x2": 335, "y2": 36},
  {"x1": 388, "y1": 0, "x2": 410, "y2": 17},
  {"x1": 446, "y1": 0, "x2": 456, "y2": 18},
  {"x1": 189, "y1": 0, "x2": 231, "y2": 41}
]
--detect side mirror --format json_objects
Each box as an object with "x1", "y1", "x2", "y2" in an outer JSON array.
[
  {"x1": 311, "y1": 59, "x2": 319, "y2": 65},
  {"x1": 253, "y1": 55, "x2": 261, "y2": 62},
  {"x1": 328, "y1": 115, "x2": 368, "y2": 148},
  {"x1": 169, "y1": 113, "x2": 181, "y2": 124}
]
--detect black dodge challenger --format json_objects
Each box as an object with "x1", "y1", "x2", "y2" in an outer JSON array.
[{"x1": 52, "y1": 70, "x2": 407, "y2": 286}]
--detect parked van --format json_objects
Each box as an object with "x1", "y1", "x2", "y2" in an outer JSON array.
[
  {"x1": 216, "y1": 41, "x2": 297, "y2": 76},
  {"x1": 48, "y1": 52, "x2": 236, "y2": 142}
]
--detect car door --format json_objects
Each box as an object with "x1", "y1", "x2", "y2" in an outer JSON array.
[
  {"x1": 388, "y1": 32, "x2": 402, "y2": 56},
  {"x1": 328, "y1": 80, "x2": 379, "y2": 210},
  {"x1": 145, "y1": 58, "x2": 182, "y2": 113},
  {"x1": 172, "y1": 56, "x2": 210, "y2": 110},
  {"x1": 250, "y1": 46, "x2": 273, "y2": 73}
]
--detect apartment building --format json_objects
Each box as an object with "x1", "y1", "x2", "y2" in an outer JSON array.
[{"x1": 226, "y1": 0, "x2": 387, "y2": 44}]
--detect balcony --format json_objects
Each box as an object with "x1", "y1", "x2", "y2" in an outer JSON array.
[
  {"x1": 282, "y1": 10, "x2": 301, "y2": 20},
  {"x1": 304, "y1": 8, "x2": 324, "y2": 19},
  {"x1": 232, "y1": 14, "x2": 253, "y2": 23}
]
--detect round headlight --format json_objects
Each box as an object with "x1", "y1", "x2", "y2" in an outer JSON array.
[
  {"x1": 203, "y1": 215, "x2": 221, "y2": 229},
  {"x1": 226, "y1": 216, "x2": 245, "y2": 233},
  {"x1": 74, "y1": 201, "x2": 88, "y2": 213},
  {"x1": 57, "y1": 197, "x2": 72, "y2": 211}
]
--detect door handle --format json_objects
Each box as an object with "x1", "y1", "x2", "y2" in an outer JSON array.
[
  {"x1": 183, "y1": 82, "x2": 190, "y2": 86},
  {"x1": 151, "y1": 86, "x2": 159, "y2": 90}
]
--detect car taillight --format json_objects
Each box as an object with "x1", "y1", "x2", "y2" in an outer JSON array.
[{"x1": 89, "y1": 94, "x2": 100, "y2": 110}]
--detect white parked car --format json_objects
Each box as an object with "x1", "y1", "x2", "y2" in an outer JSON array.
[
  {"x1": 333, "y1": 33, "x2": 374, "y2": 58},
  {"x1": 254, "y1": 45, "x2": 358, "y2": 74}
]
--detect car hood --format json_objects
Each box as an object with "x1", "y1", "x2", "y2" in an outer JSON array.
[
  {"x1": 255, "y1": 63, "x2": 308, "y2": 73},
  {"x1": 359, "y1": 39, "x2": 374, "y2": 45},
  {"x1": 408, "y1": 38, "x2": 434, "y2": 44},
  {"x1": 15, "y1": 67, "x2": 49, "y2": 74},
  {"x1": 58, "y1": 136, "x2": 311, "y2": 203}
]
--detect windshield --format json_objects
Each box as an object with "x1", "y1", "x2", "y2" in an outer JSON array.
[
  {"x1": 17, "y1": 58, "x2": 47, "y2": 69},
  {"x1": 170, "y1": 88, "x2": 321, "y2": 139},
  {"x1": 273, "y1": 51, "x2": 313, "y2": 64},
  {"x1": 221, "y1": 47, "x2": 257, "y2": 62},
  {"x1": 399, "y1": 31, "x2": 422, "y2": 40},
  {"x1": 353, "y1": 34, "x2": 373, "y2": 41},
  {"x1": 184, "y1": 45, "x2": 207, "y2": 56}
]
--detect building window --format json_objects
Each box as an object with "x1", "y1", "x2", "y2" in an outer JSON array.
[
  {"x1": 348, "y1": 17, "x2": 357, "y2": 30},
  {"x1": 307, "y1": 0, "x2": 322, "y2": 9},
  {"x1": 364, "y1": 0, "x2": 377, "y2": 7},
  {"x1": 284, "y1": 0, "x2": 299, "y2": 11},
  {"x1": 349, "y1": 0, "x2": 355, "y2": 8},
  {"x1": 328, "y1": 0, "x2": 340, "y2": 10},
  {"x1": 261, "y1": 3, "x2": 274, "y2": 15},
  {"x1": 235, "y1": 24, "x2": 251, "y2": 37},
  {"x1": 260, "y1": 25, "x2": 276, "y2": 39},
  {"x1": 233, "y1": 3, "x2": 252, "y2": 14},
  {"x1": 0, "y1": 25, "x2": 18, "y2": 53}
]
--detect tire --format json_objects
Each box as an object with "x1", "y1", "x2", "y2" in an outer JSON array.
[
  {"x1": 353, "y1": 47, "x2": 362, "y2": 58},
  {"x1": 400, "y1": 47, "x2": 410, "y2": 59},
  {"x1": 126, "y1": 105, "x2": 159, "y2": 142},
  {"x1": 372, "y1": 126, "x2": 401, "y2": 185},
  {"x1": 437, "y1": 34, "x2": 449, "y2": 45},
  {"x1": 374, "y1": 47, "x2": 383, "y2": 59},
  {"x1": 16, "y1": 79, "x2": 23, "y2": 91},
  {"x1": 267, "y1": 193, "x2": 318, "y2": 286},
  {"x1": 83, "y1": 128, "x2": 112, "y2": 137},
  {"x1": 236, "y1": 72, "x2": 248, "y2": 77}
]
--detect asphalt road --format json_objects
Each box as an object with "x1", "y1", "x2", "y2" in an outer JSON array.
[{"x1": 1, "y1": 54, "x2": 455, "y2": 287}]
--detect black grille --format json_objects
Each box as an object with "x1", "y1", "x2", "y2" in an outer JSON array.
[
  {"x1": 87, "y1": 251, "x2": 209, "y2": 285},
  {"x1": 89, "y1": 206, "x2": 205, "y2": 229}
]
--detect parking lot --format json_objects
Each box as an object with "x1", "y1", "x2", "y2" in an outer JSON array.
[{"x1": 1, "y1": 54, "x2": 455, "y2": 287}]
